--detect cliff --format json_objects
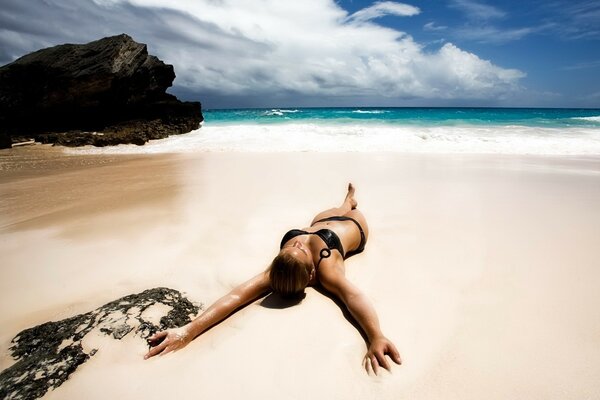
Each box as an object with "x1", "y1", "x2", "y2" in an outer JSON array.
[{"x1": 0, "y1": 34, "x2": 203, "y2": 148}]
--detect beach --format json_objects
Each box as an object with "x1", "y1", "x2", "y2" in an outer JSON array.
[{"x1": 1, "y1": 143, "x2": 600, "y2": 399}]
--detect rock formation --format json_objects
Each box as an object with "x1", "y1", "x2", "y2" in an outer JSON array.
[
  {"x1": 0, "y1": 288, "x2": 202, "y2": 400},
  {"x1": 0, "y1": 34, "x2": 203, "y2": 148}
]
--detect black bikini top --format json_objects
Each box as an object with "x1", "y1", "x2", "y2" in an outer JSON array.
[{"x1": 280, "y1": 228, "x2": 345, "y2": 262}]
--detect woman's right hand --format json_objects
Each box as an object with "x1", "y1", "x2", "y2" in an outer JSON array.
[{"x1": 144, "y1": 326, "x2": 192, "y2": 359}]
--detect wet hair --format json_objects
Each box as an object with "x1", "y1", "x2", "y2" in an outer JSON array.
[{"x1": 269, "y1": 252, "x2": 310, "y2": 298}]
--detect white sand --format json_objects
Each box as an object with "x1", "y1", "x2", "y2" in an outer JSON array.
[{"x1": 1, "y1": 147, "x2": 600, "y2": 399}]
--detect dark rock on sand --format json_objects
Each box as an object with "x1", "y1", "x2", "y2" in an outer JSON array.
[
  {"x1": 0, "y1": 34, "x2": 203, "y2": 149},
  {"x1": 0, "y1": 132, "x2": 11, "y2": 149},
  {"x1": 0, "y1": 288, "x2": 202, "y2": 400}
]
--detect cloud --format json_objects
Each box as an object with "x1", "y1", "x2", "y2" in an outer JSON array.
[
  {"x1": 562, "y1": 0, "x2": 600, "y2": 23},
  {"x1": 419, "y1": 43, "x2": 525, "y2": 98},
  {"x1": 346, "y1": 1, "x2": 420, "y2": 23},
  {"x1": 455, "y1": 25, "x2": 537, "y2": 43},
  {"x1": 424, "y1": 22, "x2": 447, "y2": 31},
  {"x1": 0, "y1": 0, "x2": 525, "y2": 107},
  {"x1": 543, "y1": 1, "x2": 600, "y2": 40},
  {"x1": 443, "y1": 0, "x2": 543, "y2": 44},
  {"x1": 449, "y1": 0, "x2": 506, "y2": 20},
  {"x1": 560, "y1": 59, "x2": 600, "y2": 71}
]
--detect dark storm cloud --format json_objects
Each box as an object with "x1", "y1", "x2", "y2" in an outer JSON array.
[
  {"x1": 0, "y1": 0, "x2": 268, "y2": 64},
  {"x1": 0, "y1": 0, "x2": 527, "y2": 107}
]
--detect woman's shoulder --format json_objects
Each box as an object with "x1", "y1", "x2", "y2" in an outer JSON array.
[{"x1": 315, "y1": 251, "x2": 345, "y2": 278}]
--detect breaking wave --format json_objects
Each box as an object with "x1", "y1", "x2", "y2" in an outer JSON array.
[{"x1": 65, "y1": 122, "x2": 600, "y2": 156}]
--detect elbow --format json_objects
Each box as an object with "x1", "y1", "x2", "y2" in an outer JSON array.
[
  {"x1": 227, "y1": 293, "x2": 243, "y2": 308},
  {"x1": 342, "y1": 290, "x2": 362, "y2": 306}
]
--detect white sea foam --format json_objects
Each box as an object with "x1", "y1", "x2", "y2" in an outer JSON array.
[
  {"x1": 571, "y1": 116, "x2": 600, "y2": 122},
  {"x1": 352, "y1": 109, "x2": 387, "y2": 114},
  {"x1": 65, "y1": 123, "x2": 600, "y2": 155},
  {"x1": 263, "y1": 109, "x2": 299, "y2": 116}
]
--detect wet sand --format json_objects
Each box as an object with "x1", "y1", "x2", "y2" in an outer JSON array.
[{"x1": 1, "y1": 145, "x2": 600, "y2": 399}]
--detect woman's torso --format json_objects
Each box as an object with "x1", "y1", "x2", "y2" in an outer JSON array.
[
  {"x1": 306, "y1": 219, "x2": 361, "y2": 257},
  {"x1": 281, "y1": 218, "x2": 365, "y2": 268}
]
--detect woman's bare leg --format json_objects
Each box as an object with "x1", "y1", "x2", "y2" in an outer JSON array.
[{"x1": 311, "y1": 183, "x2": 358, "y2": 225}]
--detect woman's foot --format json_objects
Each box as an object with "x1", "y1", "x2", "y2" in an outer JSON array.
[{"x1": 345, "y1": 183, "x2": 358, "y2": 210}]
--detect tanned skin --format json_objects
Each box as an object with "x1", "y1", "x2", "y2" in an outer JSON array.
[{"x1": 145, "y1": 184, "x2": 401, "y2": 375}]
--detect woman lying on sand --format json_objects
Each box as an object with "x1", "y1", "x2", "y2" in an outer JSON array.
[{"x1": 145, "y1": 183, "x2": 401, "y2": 374}]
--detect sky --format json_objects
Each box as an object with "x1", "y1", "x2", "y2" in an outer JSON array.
[{"x1": 0, "y1": 0, "x2": 599, "y2": 108}]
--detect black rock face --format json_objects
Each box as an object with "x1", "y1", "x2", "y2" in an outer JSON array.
[
  {"x1": 0, "y1": 34, "x2": 203, "y2": 148},
  {"x1": 0, "y1": 288, "x2": 201, "y2": 400}
]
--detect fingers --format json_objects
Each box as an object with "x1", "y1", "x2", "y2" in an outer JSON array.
[
  {"x1": 147, "y1": 331, "x2": 167, "y2": 344},
  {"x1": 389, "y1": 344, "x2": 402, "y2": 365},
  {"x1": 161, "y1": 344, "x2": 177, "y2": 357},
  {"x1": 363, "y1": 355, "x2": 377, "y2": 375},
  {"x1": 376, "y1": 351, "x2": 391, "y2": 371},
  {"x1": 364, "y1": 343, "x2": 402, "y2": 376},
  {"x1": 149, "y1": 331, "x2": 167, "y2": 340},
  {"x1": 372, "y1": 355, "x2": 380, "y2": 375},
  {"x1": 144, "y1": 340, "x2": 168, "y2": 359}
]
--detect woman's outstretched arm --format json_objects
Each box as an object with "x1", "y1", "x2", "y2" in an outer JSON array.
[
  {"x1": 318, "y1": 260, "x2": 401, "y2": 374},
  {"x1": 144, "y1": 271, "x2": 271, "y2": 359}
]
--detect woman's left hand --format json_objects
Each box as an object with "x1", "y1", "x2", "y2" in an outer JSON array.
[{"x1": 364, "y1": 336, "x2": 401, "y2": 375}]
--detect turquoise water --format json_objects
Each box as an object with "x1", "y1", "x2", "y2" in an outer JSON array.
[
  {"x1": 203, "y1": 107, "x2": 600, "y2": 128},
  {"x1": 68, "y1": 107, "x2": 600, "y2": 155}
]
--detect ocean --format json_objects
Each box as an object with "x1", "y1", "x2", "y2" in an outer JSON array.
[{"x1": 68, "y1": 107, "x2": 600, "y2": 155}]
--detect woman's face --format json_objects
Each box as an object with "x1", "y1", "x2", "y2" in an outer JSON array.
[
  {"x1": 282, "y1": 239, "x2": 310, "y2": 261},
  {"x1": 281, "y1": 239, "x2": 314, "y2": 276}
]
